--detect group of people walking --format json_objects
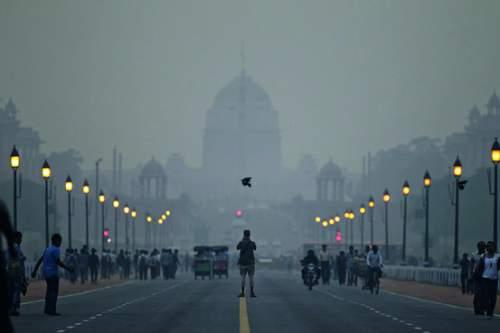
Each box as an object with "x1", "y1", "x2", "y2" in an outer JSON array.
[{"x1": 463, "y1": 241, "x2": 500, "y2": 319}]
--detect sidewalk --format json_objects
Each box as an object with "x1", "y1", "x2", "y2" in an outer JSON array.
[
  {"x1": 382, "y1": 278, "x2": 500, "y2": 315},
  {"x1": 22, "y1": 277, "x2": 125, "y2": 302}
]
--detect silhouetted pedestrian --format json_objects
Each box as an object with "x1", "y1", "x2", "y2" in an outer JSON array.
[
  {"x1": 336, "y1": 251, "x2": 347, "y2": 286},
  {"x1": 237, "y1": 229, "x2": 257, "y2": 298},
  {"x1": 32, "y1": 233, "x2": 73, "y2": 316},
  {"x1": 88, "y1": 248, "x2": 99, "y2": 283},
  {"x1": 472, "y1": 241, "x2": 486, "y2": 315},
  {"x1": 478, "y1": 241, "x2": 500, "y2": 319},
  {"x1": 0, "y1": 200, "x2": 16, "y2": 333}
]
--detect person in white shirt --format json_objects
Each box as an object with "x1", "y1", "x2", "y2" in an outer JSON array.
[
  {"x1": 480, "y1": 241, "x2": 500, "y2": 319},
  {"x1": 366, "y1": 245, "x2": 383, "y2": 294},
  {"x1": 319, "y1": 244, "x2": 331, "y2": 284}
]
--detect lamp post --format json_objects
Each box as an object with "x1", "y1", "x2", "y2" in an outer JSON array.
[
  {"x1": 401, "y1": 181, "x2": 411, "y2": 263},
  {"x1": 41, "y1": 161, "x2": 51, "y2": 247},
  {"x1": 123, "y1": 203, "x2": 130, "y2": 251},
  {"x1": 82, "y1": 179, "x2": 91, "y2": 248},
  {"x1": 423, "y1": 171, "x2": 432, "y2": 264},
  {"x1": 65, "y1": 176, "x2": 73, "y2": 249},
  {"x1": 112, "y1": 197, "x2": 120, "y2": 252},
  {"x1": 359, "y1": 205, "x2": 366, "y2": 248},
  {"x1": 491, "y1": 138, "x2": 500, "y2": 245},
  {"x1": 349, "y1": 210, "x2": 355, "y2": 246},
  {"x1": 146, "y1": 214, "x2": 152, "y2": 248},
  {"x1": 98, "y1": 191, "x2": 106, "y2": 253},
  {"x1": 453, "y1": 156, "x2": 463, "y2": 265},
  {"x1": 343, "y1": 210, "x2": 349, "y2": 250},
  {"x1": 94, "y1": 158, "x2": 102, "y2": 249},
  {"x1": 158, "y1": 218, "x2": 164, "y2": 247},
  {"x1": 131, "y1": 208, "x2": 137, "y2": 251},
  {"x1": 368, "y1": 196, "x2": 375, "y2": 245},
  {"x1": 383, "y1": 189, "x2": 391, "y2": 261},
  {"x1": 10, "y1": 146, "x2": 20, "y2": 230}
]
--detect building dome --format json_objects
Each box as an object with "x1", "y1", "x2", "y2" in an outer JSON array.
[
  {"x1": 318, "y1": 159, "x2": 342, "y2": 178},
  {"x1": 214, "y1": 73, "x2": 272, "y2": 111},
  {"x1": 487, "y1": 91, "x2": 500, "y2": 111},
  {"x1": 140, "y1": 157, "x2": 166, "y2": 178}
]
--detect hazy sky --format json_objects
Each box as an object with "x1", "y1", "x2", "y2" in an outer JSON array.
[{"x1": 1, "y1": 0, "x2": 499, "y2": 171}]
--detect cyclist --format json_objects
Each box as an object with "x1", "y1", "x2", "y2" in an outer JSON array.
[{"x1": 366, "y1": 245, "x2": 383, "y2": 294}]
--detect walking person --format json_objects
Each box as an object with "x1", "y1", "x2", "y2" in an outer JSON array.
[
  {"x1": 478, "y1": 241, "x2": 500, "y2": 319},
  {"x1": 7, "y1": 231, "x2": 27, "y2": 316},
  {"x1": 472, "y1": 241, "x2": 487, "y2": 315},
  {"x1": 31, "y1": 233, "x2": 74, "y2": 316},
  {"x1": 0, "y1": 200, "x2": 16, "y2": 333},
  {"x1": 88, "y1": 248, "x2": 99, "y2": 283},
  {"x1": 79, "y1": 246, "x2": 89, "y2": 284},
  {"x1": 319, "y1": 244, "x2": 331, "y2": 284},
  {"x1": 237, "y1": 230, "x2": 257, "y2": 298},
  {"x1": 459, "y1": 253, "x2": 470, "y2": 295},
  {"x1": 336, "y1": 251, "x2": 347, "y2": 286}
]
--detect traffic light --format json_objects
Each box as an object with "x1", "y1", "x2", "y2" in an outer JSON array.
[
  {"x1": 335, "y1": 230, "x2": 342, "y2": 243},
  {"x1": 103, "y1": 228, "x2": 110, "y2": 239}
]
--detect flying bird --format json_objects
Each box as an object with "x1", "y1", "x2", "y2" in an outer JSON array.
[{"x1": 241, "y1": 177, "x2": 252, "y2": 188}]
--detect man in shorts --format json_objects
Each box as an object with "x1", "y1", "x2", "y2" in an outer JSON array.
[{"x1": 237, "y1": 230, "x2": 257, "y2": 298}]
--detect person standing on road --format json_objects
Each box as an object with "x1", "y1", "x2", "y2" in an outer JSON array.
[
  {"x1": 459, "y1": 253, "x2": 470, "y2": 295},
  {"x1": 31, "y1": 233, "x2": 74, "y2": 316},
  {"x1": 79, "y1": 246, "x2": 89, "y2": 284},
  {"x1": 472, "y1": 241, "x2": 487, "y2": 315},
  {"x1": 336, "y1": 251, "x2": 347, "y2": 286},
  {"x1": 7, "y1": 231, "x2": 27, "y2": 316},
  {"x1": 0, "y1": 200, "x2": 16, "y2": 333},
  {"x1": 319, "y1": 244, "x2": 330, "y2": 284},
  {"x1": 366, "y1": 245, "x2": 383, "y2": 294},
  {"x1": 237, "y1": 229, "x2": 257, "y2": 298},
  {"x1": 478, "y1": 241, "x2": 500, "y2": 319},
  {"x1": 88, "y1": 248, "x2": 99, "y2": 283}
]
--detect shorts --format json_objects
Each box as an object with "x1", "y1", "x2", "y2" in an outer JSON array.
[{"x1": 239, "y1": 265, "x2": 255, "y2": 277}]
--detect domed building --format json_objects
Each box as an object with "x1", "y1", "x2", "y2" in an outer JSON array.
[
  {"x1": 316, "y1": 159, "x2": 345, "y2": 202},
  {"x1": 202, "y1": 71, "x2": 282, "y2": 198},
  {"x1": 139, "y1": 157, "x2": 167, "y2": 200}
]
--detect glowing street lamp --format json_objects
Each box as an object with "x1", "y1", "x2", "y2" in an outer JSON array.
[
  {"x1": 368, "y1": 196, "x2": 375, "y2": 245},
  {"x1": 65, "y1": 175, "x2": 74, "y2": 248},
  {"x1": 383, "y1": 189, "x2": 391, "y2": 260},
  {"x1": 359, "y1": 204, "x2": 366, "y2": 247},
  {"x1": 315, "y1": 216, "x2": 321, "y2": 223},
  {"x1": 165, "y1": 210, "x2": 171, "y2": 217},
  {"x1": 41, "y1": 160, "x2": 51, "y2": 247},
  {"x1": 491, "y1": 138, "x2": 500, "y2": 245},
  {"x1": 98, "y1": 191, "x2": 106, "y2": 252},
  {"x1": 423, "y1": 171, "x2": 432, "y2": 263},
  {"x1": 401, "y1": 181, "x2": 410, "y2": 263},
  {"x1": 82, "y1": 179, "x2": 91, "y2": 248},
  {"x1": 112, "y1": 197, "x2": 120, "y2": 252},
  {"x1": 452, "y1": 156, "x2": 463, "y2": 265},
  {"x1": 10, "y1": 146, "x2": 21, "y2": 230},
  {"x1": 123, "y1": 203, "x2": 130, "y2": 251},
  {"x1": 131, "y1": 208, "x2": 137, "y2": 251}
]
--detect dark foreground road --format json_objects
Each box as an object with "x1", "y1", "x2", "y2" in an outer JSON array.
[{"x1": 12, "y1": 271, "x2": 500, "y2": 333}]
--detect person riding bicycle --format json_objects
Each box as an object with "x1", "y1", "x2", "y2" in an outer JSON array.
[
  {"x1": 366, "y1": 245, "x2": 383, "y2": 294},
  {"x1": 301, "y1": 249, "x2": 321, "y2": 285}
]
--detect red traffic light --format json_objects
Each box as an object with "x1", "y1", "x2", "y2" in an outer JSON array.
[
  {"x1": 235, "y1": 209, "x2": 243, "y2": 218},
  {"x1": 335, "y1": 230, "x2": 342, "y2": 243},
  {"x1": 103, "y1": 229, "x2": 110, "y2": 238}
]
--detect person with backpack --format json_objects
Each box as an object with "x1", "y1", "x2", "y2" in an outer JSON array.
[
  {"x1": 472, "y1": 241, "x2": 487, "y2": 315},
  {"x1": 237, "y1": 230, "x2": 257, "y2": 298}
]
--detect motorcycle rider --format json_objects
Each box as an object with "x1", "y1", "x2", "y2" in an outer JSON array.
[
  {"x1": 366, "y1": 245, "x2": 383, "y2": 294},
  {"x1": 301, "y1": 249, "x2": 321, "y2": 285}
]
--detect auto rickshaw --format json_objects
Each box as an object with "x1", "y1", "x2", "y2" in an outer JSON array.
[
  {"x1": 193, "y1": 246, "x2": 213, "y2": 280},
  {"x1": 212, "y1": 246, "x2": 229, "y2": 279}
]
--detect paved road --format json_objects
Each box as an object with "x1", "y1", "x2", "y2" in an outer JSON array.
[{"x1": 11, "y1": 271, "x2": 500, "y2": 333}]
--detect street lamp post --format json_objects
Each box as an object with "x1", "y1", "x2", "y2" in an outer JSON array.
[
  {"x1": 65, "y1": 176, "x2": 74, "y2": 249},
  {"x1": 343, "y1": 210, "x2": 349, "y2": 250},
  {"x1": 10, "y1": 146, "x2": 20, "y2": 230},
  {"x1": 146, "y1": 215, "x2": 152, "y2": 248},
  {"x1": 112, "y1": 197, "x2": 120, "y2": 252},
  {"x1": 368, "y1": 197, "x2": 375, "y2": 245},
  {"x1": 453, "y1": 156, "x2": 463, "y2": 265},
  {"x1": 82, "y1": 179, "x2": 91, "y2": 248},
  {"x1": 131, "y1": 209, "x2": 137, "y2": 251},
  {"x1": 98, "y1": 191, "x2": 106, "y2": 253},
  {"x1": 402, "y1": 181, "x2": 411, "y2": 263},
  {"x1": 359, "y1": 205, "x2": 366, "y2": 248},
  {"x1": 94, "y1": 158, "x2": 102, "y2": 249},
  {"x1": 423, "y1": 171, "x2": 432, "y2": 264},
  {"x1": 383, "y1": 189, "x2": 391, "y2": 261},
  {"x1": 491, "y1": 138, "x2": 500, "y2": 245},
  {"x1": 123, "y1": 204, "x2": 130, "y2": 251},
  {"x1": 349, "y1": 210, "x2": 355, "y2": 246},
  {"x1": 41, "y1": 160, "x2": 51, "y2": 247}
]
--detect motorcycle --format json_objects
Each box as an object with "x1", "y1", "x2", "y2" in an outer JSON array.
[{"x1": 305, "y1": 263, "x2": 317, "y2": 291}]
